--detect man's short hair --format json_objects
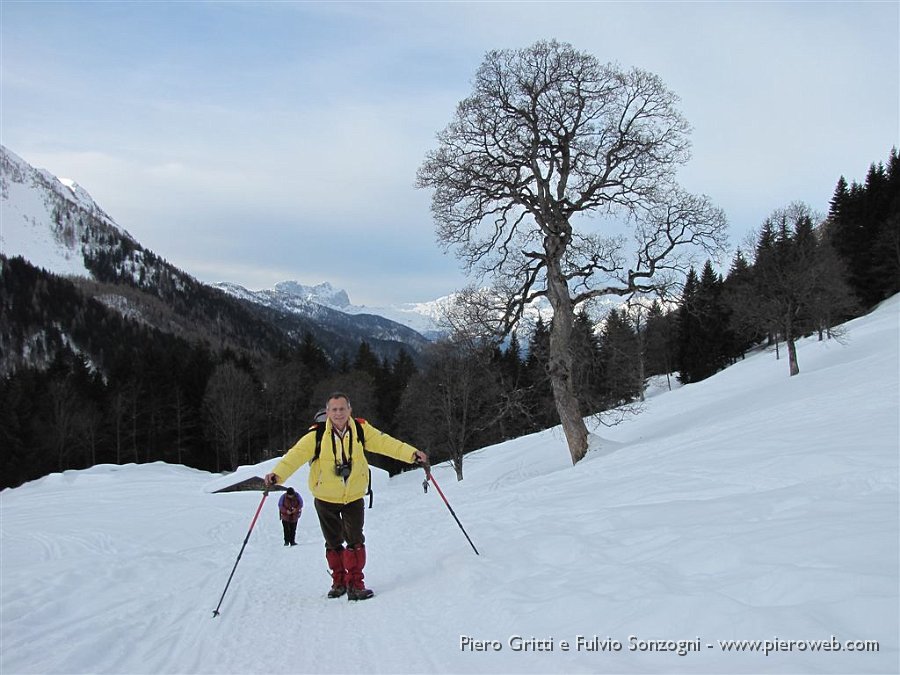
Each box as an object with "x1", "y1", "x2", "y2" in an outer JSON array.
[{"x1": 326, "y1": 392, "x2": 351, "y2": 407}]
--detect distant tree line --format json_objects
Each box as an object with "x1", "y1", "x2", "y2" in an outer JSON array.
[
  {"x1": 1, "y1": 149, "x2": 896, "y2": 488},
  {"x1": 674, "y1": 148, "x2": 897, "y2": 382}
]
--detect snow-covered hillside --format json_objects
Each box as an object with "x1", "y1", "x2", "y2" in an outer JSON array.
[
  {"x1": 1, "y1": 297, "x2": 897, "y2": 674},
  {"x1": 0, "y1": 144, "x2": 129, "y2": 278}
]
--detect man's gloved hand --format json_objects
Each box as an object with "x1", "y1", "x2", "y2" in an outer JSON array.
[{"x1": 264, "y1": 472, "x2": 279, "y2": 487}]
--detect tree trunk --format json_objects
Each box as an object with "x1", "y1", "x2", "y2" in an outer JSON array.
[
  {"x1": 785, "y1": 315, "x2": 800, "y2": 376},
  {"x1": 637, "y1": 346, "x2": 646, "y2": 403},
  {"x1": 453, "y1": 459, "x2": 464, "y2": 481},
  {"x1": 787, "y1": 337, "x2": 800, "y2": 376},
  {"x1": 546, "y1": 262, "x2": 589, "y2": 464},
  {"x1": 131, "y1": 396, "x2": 139, "y2": 463}
]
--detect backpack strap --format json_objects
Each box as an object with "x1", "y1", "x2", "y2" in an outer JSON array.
[
  {"x1": 353, "y1": 418, "x2": 366, "y2": 447},
  {"x1": 353, "y1": 419, "x2": 374, "y2": 509},
  {"x1": 311, "y1": 418, "x2": 365, "y2": 460},
  {"x1": 313, "y1": 423, "x2": 326, "y2": 461}
]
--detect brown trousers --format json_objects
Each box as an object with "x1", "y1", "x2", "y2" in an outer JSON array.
[{"x1": 314, "y1": 497, "x2": 365, "y2": 550}]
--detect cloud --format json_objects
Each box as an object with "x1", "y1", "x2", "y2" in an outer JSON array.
[{"x1": 3, "y1": 1, "x2": 897, "y2": 303}]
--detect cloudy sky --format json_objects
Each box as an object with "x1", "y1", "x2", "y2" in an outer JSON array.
[{"x1": 1, "y1": 1, "x2": 896, "y2": 305}]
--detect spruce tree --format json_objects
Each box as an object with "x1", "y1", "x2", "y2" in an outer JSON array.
[
  {"x1": 597, "y1": 309, "x2": 641, "y2": 405},
  {"x1": 643, "y1": 300, "x2": 677, "y2": 385},
  {"x1": 522, "y1": 317, "x2": 557, "y2": 431},
  {"x1": 676, "y1": 268, "x2": 703, "y2": 383},
  {"x1": 571, "y1": 309, "x2": 602, "y2": 413},
  {"x1": 723, "y1": 249, "x2": 762, "y2": 360},
  {"x1": 697, "y1": 260, "x2": 731, "y2": 378},
  {"x1": 827, "y1": 149, "x2": 900, "y2": 307}
]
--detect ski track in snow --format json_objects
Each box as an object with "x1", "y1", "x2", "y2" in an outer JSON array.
[{"x1": 1, "y1": 297, "x2": 898, "y2": 674}]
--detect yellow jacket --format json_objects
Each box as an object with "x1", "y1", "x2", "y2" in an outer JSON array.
[{"x1": 272, "y1": 418, "x2": 419, "y2": 505}]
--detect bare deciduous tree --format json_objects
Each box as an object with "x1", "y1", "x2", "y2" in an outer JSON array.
[
  {"x1": 417, "y1": 40, "x2": 727, "y2": 464},
  {"x1": 203, "y1": 362, "x2": 258, "y2": 471},
  {"x1": 262, "y1": 359, "x2": 313, "y2": 450},
  {"x1": 43, "y1": 378, "x2": 82, "y2": 471},
  {"x1": 400, "y1": 338, "x2": 505, "y2": 481}
]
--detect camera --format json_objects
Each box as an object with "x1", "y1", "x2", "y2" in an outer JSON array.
[{"x1": 335, "y1": 461, "x2": 352, "y2": 479}]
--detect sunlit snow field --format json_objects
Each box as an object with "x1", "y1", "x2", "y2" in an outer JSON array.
[{"x1": 2, "y1": 298, "x2": 898, "y2": 674}]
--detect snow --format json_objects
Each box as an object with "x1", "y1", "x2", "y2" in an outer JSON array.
[
  {"x1": 0, "y1": 144, "x2": 123, "y2": 280},
  {"x1": 216, "y1": 278, "x2": 452, "y2": 338},
  {"x1": 1, "y1": 297, "x2": 898, "y2": 674},
  {"x1": 343, "y1": 298, "x2": 448, "y2": 337},
  {"x1": 0, "y1": 165, "x2": 90, "y2": 279}
]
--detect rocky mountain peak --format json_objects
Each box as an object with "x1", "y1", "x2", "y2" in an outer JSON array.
[{"x1": 274, "y1": 280, "x2": 351, "y2": 308}]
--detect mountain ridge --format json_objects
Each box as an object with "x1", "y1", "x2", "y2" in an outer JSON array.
[
  {"x1": 214, "y1": 279, "x2": 449, "y2": 340},
  {"x1": 0, "y1": 144, "x2": 432, "y2": 371}
]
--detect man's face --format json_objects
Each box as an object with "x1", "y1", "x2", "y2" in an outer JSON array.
[{"x1": 326, "y1": 396, "x2": 351, "y2": 430}]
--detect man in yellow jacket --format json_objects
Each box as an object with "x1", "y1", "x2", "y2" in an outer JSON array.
[{"x1": 265, "y1": 392, "x2": 427, "y2": 600}]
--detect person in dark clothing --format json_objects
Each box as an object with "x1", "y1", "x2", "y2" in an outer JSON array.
[{"x1": 278, "y1": 487, "x2": 303, "y2": 546}]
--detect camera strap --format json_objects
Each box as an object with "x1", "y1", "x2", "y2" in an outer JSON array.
[{"x1": 329, "y1": 428, "x2": 352, "y2": 467}]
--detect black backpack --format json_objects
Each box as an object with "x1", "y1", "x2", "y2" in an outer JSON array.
[{"x1": 309, "y1": 418, "x2": 374, "y2": 508}]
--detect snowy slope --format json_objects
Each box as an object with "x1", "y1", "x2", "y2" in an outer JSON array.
[
  {"x1": 1, "y1": 298, "x2": 898, "y2": 675},
  {"x1": 0, "y1": 145, "x2": 128, "y2": 278},
  {"x1": 341, "y1": 296, "x2": 451, "y2": 339}
]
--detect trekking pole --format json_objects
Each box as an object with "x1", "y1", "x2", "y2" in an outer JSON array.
[
  {"x1": 212, "y1": 488, "x2": 269, "y2": 617},
  {"x1": 421, "y1": 461, "x2": 479, "y2": 556}
]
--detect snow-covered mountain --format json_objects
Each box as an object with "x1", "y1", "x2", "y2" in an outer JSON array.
[
  {"x1": 214, "y1": 278, "x2": 594, "y2": 345},
  {"x1": 216, "y1": 279, "x2": 452, "y2": 340},
  {"x1": 0, "y1": 145, "x2": 430, "y2": 367},
  {"x1": 0, "y1": 144, "x2": 447, "y2": 346}
]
